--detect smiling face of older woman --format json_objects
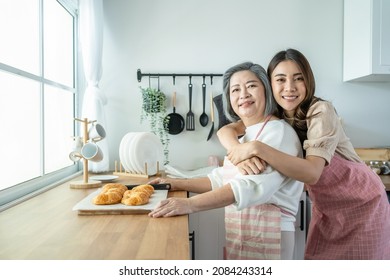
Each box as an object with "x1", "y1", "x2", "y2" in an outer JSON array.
[{"x1": 229, "y1": 70, "x2": 267, "y2": 126}]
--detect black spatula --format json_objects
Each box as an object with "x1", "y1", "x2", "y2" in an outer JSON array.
[{"x1": 186, "y1": 80, "x2": 195, "y2": 131}]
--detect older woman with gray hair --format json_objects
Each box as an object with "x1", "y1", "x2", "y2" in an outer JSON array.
[{"x1": 149, "y1": 62, "x2": 303, "y2": 260}]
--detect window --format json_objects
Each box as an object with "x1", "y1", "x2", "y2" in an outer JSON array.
[{"x1": 0, "y1": 0, "x2": 79, "y2": 209}]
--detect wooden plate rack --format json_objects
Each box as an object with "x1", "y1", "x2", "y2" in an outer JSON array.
[{"x1": 113, "y1": 160, "x2": 161, "y2": 178}]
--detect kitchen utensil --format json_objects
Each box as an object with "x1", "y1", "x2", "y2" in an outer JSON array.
[
  {"x1": 126, "y1": 183, "x2": 171, "y2": 190},
  {"x1": 186, "y1": 80, "x2": 195, "y2": 130},
  {"x1": 199, "y1": 79, "x2": 209, "y2": 127},
  {"x1": 213, "y1": 94, "x2": 232, "y2": 129},
  {"x1": 207, "y1": 92, "x2": 215, "y2": 141},
  {"x1": 381, "y1": 163, "x2": 390, "y2": 175},
  {"x1": 165, "y1": 92, "x2": 185, "y2": 135}
]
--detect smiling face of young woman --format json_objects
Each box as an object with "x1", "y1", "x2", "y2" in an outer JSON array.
[
  {"x1": 229, "y1": 70, "x2": 266, "y2": 126},
  {"x1": 270, "y1": 60, "x2": 307, "y2": 117}
]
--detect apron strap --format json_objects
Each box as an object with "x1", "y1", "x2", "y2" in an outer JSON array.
[{"x1": 254, "y1": 114, "x2": 272, "y2": 140}]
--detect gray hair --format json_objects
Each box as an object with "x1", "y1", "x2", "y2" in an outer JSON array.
[{"x1": 222, "y1": 62, "x2": 277, "y2": 123}]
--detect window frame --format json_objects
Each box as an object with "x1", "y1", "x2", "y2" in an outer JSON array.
[{"x1": 0, "y1": 0, "x2": 81, "y2": 211}]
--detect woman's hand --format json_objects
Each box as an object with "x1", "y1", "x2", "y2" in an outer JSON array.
[
  {"x1": 147, "y1": 177, "x2": 178, "y2": 191},
  {"x1": 147, "y1": 177, "x2": 162, "y2": 184},
  {"x1": 227, "y1": 141, "x2": 267, "y2": 174},
  {"x1": 148, "y1": 197, "x2": 193, "y2": 217},
  {"x1": 227, "y1": 141, "x2": 258, "y2": 164},
  {"x1": 236, "y1": 157, "x2": 267, "y2": 175}
]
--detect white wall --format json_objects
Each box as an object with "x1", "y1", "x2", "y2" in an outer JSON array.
[{"x1": 98, "y1": 0, "x2": 390, "y2": 171}]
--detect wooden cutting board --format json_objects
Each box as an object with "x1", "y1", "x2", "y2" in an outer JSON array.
[{"x1": 72, "y1": 189, "x2": 168, "y2": 215}]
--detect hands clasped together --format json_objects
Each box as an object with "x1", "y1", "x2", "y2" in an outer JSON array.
[{"x1": 227, "y1": 141, "x2": 267, "y2": 175}]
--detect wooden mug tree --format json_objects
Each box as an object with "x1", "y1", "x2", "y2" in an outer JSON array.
[{"x1": 69, "y1": 117, "x2": 102, "y2": 189}]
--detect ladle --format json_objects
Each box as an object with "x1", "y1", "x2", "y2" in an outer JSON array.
[{"x1": 199, "y1": 78, "x2": 209, "y2": 127}]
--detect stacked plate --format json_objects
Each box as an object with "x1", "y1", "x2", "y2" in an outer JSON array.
[{"x1": 119, "y1": 132, "x2": 164, "y2": 175}]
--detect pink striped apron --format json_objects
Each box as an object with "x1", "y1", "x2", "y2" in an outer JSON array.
[
  {"x1": 305, "y1": 154, "x2": 390, "y2": 259},
  {"x1": 223, "y1": 115, "x2": 282, "y2": 260}
]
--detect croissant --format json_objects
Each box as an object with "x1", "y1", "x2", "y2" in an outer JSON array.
[
  {"x1": 93, "y1": 183, "x2": 128, "y2": 205},
  {"x1": 132, "y1": 184, "x2": 154, "y2": 196},
  {"x1": 121, "y1": 184, "x2": 155, "y2": 206}
]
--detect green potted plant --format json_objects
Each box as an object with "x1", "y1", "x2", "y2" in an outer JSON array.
[{"x1": 140, "y1": 86, "x2": 170, "y2": 164}]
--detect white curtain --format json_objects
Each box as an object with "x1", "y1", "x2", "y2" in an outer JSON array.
[{"x1": 79, "y1": 0, "x2": 109, "y2": 172}]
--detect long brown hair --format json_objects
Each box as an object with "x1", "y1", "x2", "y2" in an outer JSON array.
[{"x1": 267, "y1": 49, "x2": 323, "y2": 145}]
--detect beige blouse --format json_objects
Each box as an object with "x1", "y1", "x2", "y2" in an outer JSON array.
[{"x1": 303, "y1": 101, "x2": 362, "y2": 165}]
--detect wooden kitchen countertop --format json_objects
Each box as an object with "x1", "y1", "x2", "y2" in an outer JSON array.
[{"x1": 0, "y1": 174, "x2": 189, "y2": 260}]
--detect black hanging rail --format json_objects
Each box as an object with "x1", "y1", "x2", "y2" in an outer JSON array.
[{"x1": 137, "y1": 69, "x2": 223, "y2": 85}]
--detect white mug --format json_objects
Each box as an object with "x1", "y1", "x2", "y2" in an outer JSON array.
[
  {"x1": 88, "y1": 123, "x2": 106, "y2": 142},
  {"x1": 71, "y1": 136, "x2": 83, "y2": 152},
  {"x1": 81, "y1": 142, "x2": 103, "y2": 162},
  {"x1": 69, "y1": 151, "x2": 82, "y2": 162}
]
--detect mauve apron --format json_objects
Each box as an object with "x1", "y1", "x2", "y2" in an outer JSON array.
[
  {"x1": 223, "y1": 116, "x2": 282, "y2": 260},
  {"x1": 305, "y1": 154, "x2": 390, "y2": 259}
]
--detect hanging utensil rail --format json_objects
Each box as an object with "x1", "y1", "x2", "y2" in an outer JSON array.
[{"x1": 137, "y1": 69, "x2": 223, "y2": 85}]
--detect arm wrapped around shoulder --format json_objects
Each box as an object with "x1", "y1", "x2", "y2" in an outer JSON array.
[{"x1": 92, "y1": 183, "x2": 128, "y2": 205}]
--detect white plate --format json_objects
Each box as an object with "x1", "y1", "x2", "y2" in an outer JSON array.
[
  {"x1": 132, "y1": 132, "x2": 164, "y2": 175},
  {"x1": 124, "y1": 132, "x2": 138, "y2": 172},
  {"x1": 89, "y1": 175, "x2": 118, "y2": 182},
  {"x1": 119, "y1": 132, "x2": 137, "y2": 172},
  {"x1": 119, "y1": 133, "x2": 130, "y2": 171},
  {"x1": 128, "y1": 132, "x2": 144, "y2": 173}
]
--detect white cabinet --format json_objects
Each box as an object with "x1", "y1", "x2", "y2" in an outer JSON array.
[
  {"x1": 343, "y1": 0, "x2": 390, "y2": 82},
  {"x1": 189, "y1": 191, "x2": 307, "y2": 260},
  {"x1": 188, "y1": 193, "x2": 226, "y2": 260},
  {"x1": 293, "y1": 191, "x2": 307, "y2": 260}
]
